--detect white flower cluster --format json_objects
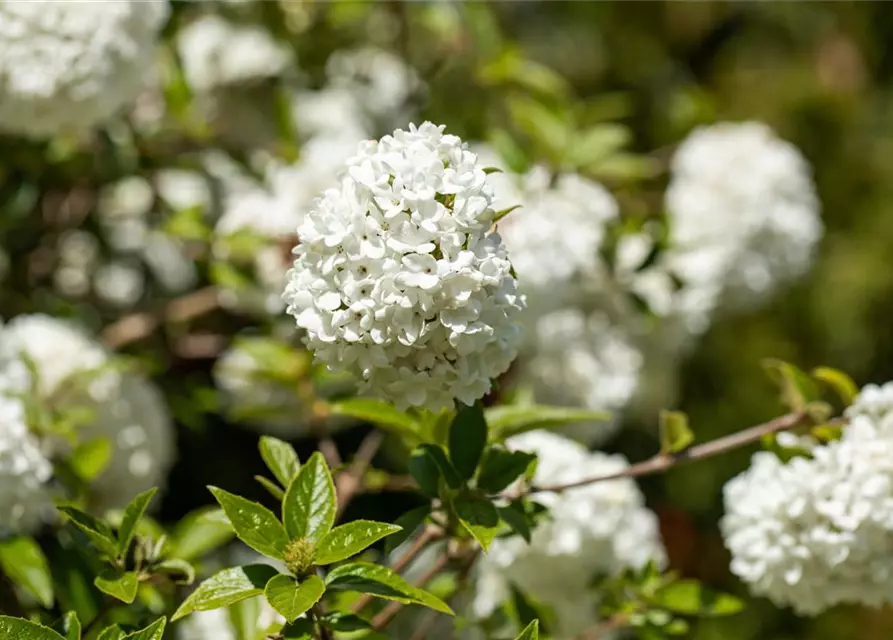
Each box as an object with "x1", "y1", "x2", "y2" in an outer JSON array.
[
  {"x1": 284, "y1": 123, "x2": 525, "y2": 412},
  {"x1": 177, "y1": 14, "x2": 291, "y2": 92},
  {"x1": 0, "y1": 339, "x2": 54, "y2": 536},
  {"x1": 722, "y1": 381, "x2": 893, "y2": 615},
  {"x1": 0, "y1": 315, "x2": 175, "y2": 514},
  {"x1": 666, "y1": 121, "x2": 822, "y2": 305},
  {"x1": 0, "y1": 0, "x2": 169, "y2": 138},
  {"x1": 473, "y1": 431, "x2": 666, "y2": 639},
  {"x1": 213, "y1": 135, "x2": 362, "y2": 315}
]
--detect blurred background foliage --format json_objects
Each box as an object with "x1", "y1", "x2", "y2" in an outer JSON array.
[{"x1": 2, "y1": 2, "x2": 893, "y2": 638}]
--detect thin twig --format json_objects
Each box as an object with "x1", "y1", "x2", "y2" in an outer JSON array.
[
  {"x1": 516, "y1": 411, "x2": 808, "y2": 496},
  {"x1": 336, "y1": 430, "x2": 385, "y2": 518},
  {"x1": 100, "y1": 285, "x2": 220, "y2": 350},
  {"x1": 370, "y1": 552, "x2": 450, "y2": 630},
  {"x1": 82, "y1": 597, "x2": 119, "y2": 635},
  {"x1": 350, "y1": 526, "x2": 440, "y2": 614}
]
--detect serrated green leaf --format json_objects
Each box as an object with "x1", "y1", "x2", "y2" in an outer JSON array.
[
  {"x1": 95, "y1": 570, "x2": 139, "y2": 604},
  {"x1": 0, "y1": 617, "x2": 65, "y2": 640},
  {"x1": 169, "y1": 507, "x2": 235, "y2": 561},
  {"x1": 384, "y1": 506, "x2": 430, "y2": 555},
  {"x1": 515, "y1": 619, "x2": 539, "y2": 640},
  {"x1": 58, "y1": 507, "x2": 119, "y2": 558},
  {"x1": 117, "y1": 487, "x2": 157, "y2": 556},
  {"x1": 259, "y1": 437, "x2": 301, "y2": 487},
  {"x1": 208, "y1": 487, "x2": 289, "y2": 559},
  {"x1": 70, "y1": 437, "x2": 112, "y2": 481},
  {"x1": 812, "y1": 366, "x2": 859, "y2": 405},
  {"x1": 477, "y1": 447, "x2": 536, "y2": 494},
  {"x1": 497, "y1": 501, "x2": 532, "y2": 543},
  {"x1": 328, "y1": 399, "x2": 420, "y2": 439},
  {"x1": 653, "y1": 580, "x2": 745, "y2": 617},
  {"x1": 122, "y1": 617, "x2": 166, "y2": 640},
  {"x1": 282, "y1": 452, "x2": 336, "y2": 543},
  {"x1": 281, "y1": 619, "x2": 315, "y2": 639},
  {"x1": 314, "y1": 520, "x2": 402, "y2": 565},
  {"x1": 50, "y1": 612, "x2": 79, "y2": 640},
  {"x1": 325, "y1": 562, "x2": 453, "y2": 615},
  {"x1": 152, "y1": 558, "x2": 195, "y2": 584},
  {"x1": 321, "y1": 612, "x2": 371, "y2": 632},
  {"x1": 455, "y1": 496, "x2": 499, "y2": 552},
  {"x1": 256, "y1": 475, "x2": 286, "y2": 501},
  {"x1": 0, "y1": 536, "x2": 54, "y2": 607},
  {"x1": 659, "y1": 410, "x2": 694, "y2": 455},
  {"x1": 97, "y1": 626, "x2": 126, "y2": 640},
  {"x1": 418, "y1": 444, "x2": 462, "y2": 490},
  {"x1": 264, "y1": 574, "x2": 325, "y2": 623},
  {"x1": 172, "y1": 564, "x2": 280, "y2": 621},
  {"x1": 485, "y1": 405, "x2": 612, "y2": 439},
  {"x1": 449, "y1": 402, "x2": 488, "y2": 481}
]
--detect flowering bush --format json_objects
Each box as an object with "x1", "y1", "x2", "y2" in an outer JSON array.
[{"x1": 0, "y1": 3, "x2": 888, "y2": 640}]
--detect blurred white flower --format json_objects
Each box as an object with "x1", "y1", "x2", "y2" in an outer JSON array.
[
  {"x1": 155, "y1": 169, "x2": 212, "y2": 213},
  {"x1": 666, "y1": 121, "x2": 822, "y2": 306},
  {"x1": 142, "y1": 231, "x2": 198, "y2": 294},
  {"x1": 98, "y1": 176, "x2": 154, "y2": 254},
  {"x1": 473, "y1": 430, "x2": 666, "y2": 639},
  {"x1": 0, "y1": 315, "x2": 175, "y2": 514},
  {"x1": 291, "y1": 87, "x2": 370, "y2": 141},
  {"x1": 325, "y1": 47, "x2": 423, "y2": 128},
  {"x1": 0, "y1": 0, "x2": 169, "y2": 138},
  {"x1": 0, "y1": 369, "x2": 54, "y2": 536},
  {"x1": 722, "y1": 380, "x2": 893, "y2": 615},
  {"x1": 283, "y1": 122, "x2": 526, "y2": 412},
  {"x1": 93, "y1": 261, "x2": 145, "y2": 308},
  {"x1": 177, "y1": 14, "x2": 291, "y2": 92}
]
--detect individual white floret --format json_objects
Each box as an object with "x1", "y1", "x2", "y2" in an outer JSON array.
[
  {"x1": 283, "y1": 122, "x2": 526, "y2": 412},
  {"x1": 665, "y1": 121, "x2": 822, "y2": 305},
  {"x1": 0, "y1": 315, "x2": 175, "y2": 513},
  {"x1": 473, "y1": 430, "x2": 666, "y2": 639},
  {"x1": 176, "y1": 14, "x2": 291, "y2": 92},
  {"x1": 0, "y1": 0, "x2": 169, "y2": 138},
  {"x1": 721, "y1": 387, "x2": 893, "y2": 615}
]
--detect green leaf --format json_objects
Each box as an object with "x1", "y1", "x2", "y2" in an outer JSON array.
[
  {"x1": 407, "y1": 447, "x2": 441, "y2": 498},
  {"x1": 208, "y1": 487, "x2": 289, "y2": 559},
  {"x1": 494, "y1": 205, "x2": 522, "y2": 223},
  {"x1": 321, "y1": 612, "x2": 371, "y2": 632},
  {"x1": 281, "y1": 619, "x2": 315, "y2": 639},
  {"x1": 282, "y1": 452, "x2": 337, "y2": 543},
  {"x1": 0, "y1": 536, "x2": 54, "y2": 607},
  {"x1": 515, "y1": 619, "x2": 539, "y2": 640},
  {"x1": 413, "y1": 444, "x2": 462, "y2": 493},
  {"x1": 256, "y1": 475, "x2": 286, "y2": 501},
  {"x1": 477, "y1": 447, "x2": 537, "y2": 494},
  {"x1": 122, "y1": 617, "x2": 166, "y2": 640},
  {"x1": 51, "y1": 612, "x2": 79, "y2": 640},
  {"x1": 315, "y1": 520, "x2": 402, "y2": 565},
  {"x1": 763, "y1": 359, "x2": 820, "y2": 411},
  {"x1": 328, "y1": 399, "x2": 420, "y2": 439},
  {"x1": 455, "y1": 496, "x2": 500, "y2": 552},
  {"x1": 152, "y1": 559, "x2": 195, "y2": 584},
  {"x1": 497, "y1": 501, "x2": 532, "y2": 543},
  {"x1": 565, "y1": 123, "x2": 631, "y2": 168},
  {"x1": 172, "y1": 564, "x2": 280, "y2": 621},
  {"x1": 94, "y1": 570, "x2": 139, "y2": 604},
  {"x1": 506, "y1": 94, "x2": 570, "y2": 160},
  {"x1": 812, "y1": 366, "x2": 859, "y2": 405},
  {"x1": 653, "y1": 580, "x2": 745, "y2": 617},
  {"x1": 485, "y1": 405, "x2": 612, "y2": 439},
  {"x1": 70, "y1": 437, "x2": 112, "y2": 481},
  {"x1": 0, "y1": 617, "x2": 66, "y2": 640},
  {"x1": 169, "y1": 507, "x2": 236, "y2": 561},
  {"x1": 449, "y1": 402, "x2": 488, "y2": 481},
  {"x1": 225, "y1": 595, "x2": 260, "y2": 639},
  {"x1": 264, "y1": 574, "x2": 325, "y2": 623},
  {"x1": 659, "y1": 410, "x2": 694, "y2": 455},
  {"x1": 117, "y1": 487, "x2": 157, "y2": 556},
  {"x1": 97, "y1": 625, "x2": 126, "y2": 640},
  {"x1": 259, "y1": 436, "x2": 301, "y2": 487},
  {"x1": 385, "y1": 506, "x2": 430, "y2": 555},
  {"x1": 58, "y1": 507, "x2": 119, "y2": 558},
  {"x1": 325, "y1": 562, "x2": 453, "y2": 615}
]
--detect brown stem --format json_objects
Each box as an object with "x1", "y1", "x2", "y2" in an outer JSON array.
[
  {"x1": 350, "y1": 525, "x2": 440, "y2": 614},
  {"x1": 336, "y1": 431, "x2": 385, "y2": 518},
  {"x1": 100, "y1": 285, "x2": 220, "y2": 350},
  {"x1": 516, "y1": 411, "x2": 809, "y2": 496}
]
